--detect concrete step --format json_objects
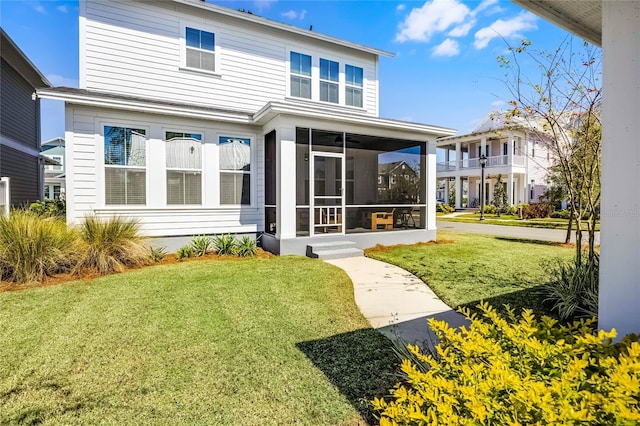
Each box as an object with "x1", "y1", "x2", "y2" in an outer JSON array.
[
  {"x1": 306, "y1": 241, "x2": 363, "y2": 259},
  {"x1": 312, "y1": 247, "x2": 364, "y2": 260}
]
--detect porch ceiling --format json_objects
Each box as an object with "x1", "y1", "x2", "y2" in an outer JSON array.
[{"x1": 511, "y1": 1, "x2": 601, "y2": 46}]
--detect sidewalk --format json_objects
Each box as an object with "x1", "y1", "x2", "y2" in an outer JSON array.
[{"x1": 326, "y1": 256, "x2": 469, "y2": 348}]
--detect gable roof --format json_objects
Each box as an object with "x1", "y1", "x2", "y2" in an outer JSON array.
[
  {"x1": 172, "y1": 0, "x2": 395, "y2": 58},
  {"x1": 1, "y1": 28, "x2": 51, "y2": 89}
]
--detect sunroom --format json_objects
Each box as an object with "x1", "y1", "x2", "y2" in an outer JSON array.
[{"x1": 256, "y1": 103, "x2": 456, "y2": 255}]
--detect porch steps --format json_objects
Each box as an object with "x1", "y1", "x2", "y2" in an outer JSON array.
[{"x1": 306, "y1": 241, "x2": 363, "y2": 260}]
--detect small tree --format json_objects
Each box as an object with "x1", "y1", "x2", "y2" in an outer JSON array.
[
  {"x1": 497, "y1": 36, "x2": 601, "y2": 265},
  {"x1": 492, "y1": 174, "x2": 508, "y2": 216}
]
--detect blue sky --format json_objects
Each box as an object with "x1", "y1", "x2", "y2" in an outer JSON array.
[{"x1": 1, "y1": 0, "x2": 575, "y2": 141}]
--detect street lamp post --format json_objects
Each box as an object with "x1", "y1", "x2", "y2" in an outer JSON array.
[{"x1": 479, "y1": 154, "x2": 487, "y2": 221}]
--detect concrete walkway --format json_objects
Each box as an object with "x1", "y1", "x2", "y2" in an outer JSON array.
[{"x1": 326, "y1": 256, "x2": 469, "y2": 348}]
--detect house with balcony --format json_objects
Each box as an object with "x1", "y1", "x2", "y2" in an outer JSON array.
[
  {"x1": 37, "y1": 0, "x2": 455, "y2": 255},
  {"x1": 436, "y1": 111, "x2": 552, "y2": 209}
]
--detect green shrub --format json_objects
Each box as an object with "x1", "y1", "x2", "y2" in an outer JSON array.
[
  {"x1": 550, "y1": 209, "x2": 572, "y2": 219},
  {"x1": 76, "y1": 215, "x2": 149, "y2": 275},
  {"x1": 482, "y1": 204, "x2": 496, "y2": 214},
  {"x1": 522, "y1": 202, "x2": 553, "y2": 219},
  {"x1": 147, "y1": 245, "x2": 167, "y2": 263},
  {"x1": 543, "y1": 255, "x2": 599, "y2": 320},
  {"x1": 374, "y1": 302, "x2": 640, "y2": 425},
  {"x1": 213, "y1": 233, "x2": 237, "y2": 255},
  {"x1": 235, "y1": 236, "x2": 257, "y2": 257},
  {"x1": 190, "y1": 234, "x2": 213, "y2": 256},
  {"x1": 0, "y1": 211, "x2": 79, "y2": 283},
  {"x1": 28, "y1": 198, "x2": 66, "y2": 218},
  {"x1": 175, "y1": 245, "x2": 195, "y2": 260},
  {"x1": 506, "y1": 205, "x2": 518, "y2": 216},
  {"x1": 436, "y1": 203, "x2": 454, "y2": 214}
]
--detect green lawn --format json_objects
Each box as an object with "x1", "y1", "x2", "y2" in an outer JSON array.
[
  {"x1": 0, "y1": 256, "x2": 397, "y2": 425},
  {"x1": 366, "y1": 231, "x2": 574, "y2": 318},
  {"x1": 438, "y1": 214, "x2": 600, "y2": 231}
]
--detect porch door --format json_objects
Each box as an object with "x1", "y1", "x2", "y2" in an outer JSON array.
[{"x1": 311, "y1": 153, "x2": 344, "y2": 235}]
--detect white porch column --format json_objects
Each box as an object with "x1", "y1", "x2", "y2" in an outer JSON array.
[
  {"x1": 507, "y1": 173, "x2": 514, "y2": 206},
  {"x1": 443, "y1": 179, "x2": 450, "y2": 204},
  {"x1": 277, "y1": 126, "x2": 297, "y2": 239},
  {"x1": 507, "y1": 133, "x2": 514, "y2": 165},
  {"x1": 427, "y1": 140, "x2": 437, "y2": 230},
  {"x1": 455, "y1": 175, "x2": 461, "y2": 208},
  {"x1": 480, "y1": 137, "x2": 487, "y2": 159},
  {"x1": 455, "y1": 142, "x2": 461, "y2": 170},
  {"x1": 599, "y1": 1, "x2": 640, "y2": 338}
]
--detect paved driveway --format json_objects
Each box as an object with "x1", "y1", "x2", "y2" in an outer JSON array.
[{"x1": 437, "y1": 220, "x2": 600, "y2": 245}]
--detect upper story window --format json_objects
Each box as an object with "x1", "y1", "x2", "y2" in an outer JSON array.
[
  {"x1": 219, "y1": 136, "x2": 251, "y2": 205},
  {"x1": 319, "y1": 58, "x2": 339, "y2": 103},
  {"x1": 345, "y1": 64, "x2": 363, "y2": 107},
  {"x1": 186, "y1": 27, "x2": 215, "y2": 72},
  {"x1": 104, "y1": 126, "x2": 146, "y2": 205},
  {"x1": 290, "y1": 51, "x2": 312, "y2": 99},
  {"x1": 165, "y1": 131, "x2": 202, "y2": 205}
]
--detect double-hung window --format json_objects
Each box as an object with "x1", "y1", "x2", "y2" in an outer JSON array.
[
  {"x1": 219, "y1": 136, "x2": 251, "y2": 205},
  {"x1": 186, "y1": 27, "x2": 215, "y2": 72},
  {"x1": 319, "y1": 58, "x2": 339, "y2": 103},
  {"x1": 104, "y1": 126, "x2": 146, "y2": 205},
  {"x1": 290, "y1": 51, "x2": 312, "y2": 99},
  {"x1": 345, "y1": 64, "x2": 363, "y2": 107},
  {"x1": 165, "y1": 132, "x2": 202, "y2": 205}
]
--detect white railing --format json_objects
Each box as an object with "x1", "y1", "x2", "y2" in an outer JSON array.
[
  {"x1": 314, "y1": 206, "x2": 343, "y2": 232},
  {"x1": 0, "y1": 177, "x2": 9, "y2": 218},
  {"x1": 437, "y1": 155, "x2": 527, "y2": 171}
]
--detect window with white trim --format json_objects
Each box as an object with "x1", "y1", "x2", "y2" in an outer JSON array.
[
  {"x1": 345, "y1": 64, "x2": 363, "y2": 107},
  {"x1": 165, "y1": 131, "x2": 202, "y2": 205},
  {"x1": 219, "y1": 136, "x2": 251, "y2": 205},
  {"x1": 186, "y1": 27, "x2": 215, "y2": 72},
  {"x1": 290, "y1": 51, "x2": 312, "y2": 99},
  {"x1": 319, "y1": 58, "x2": 339, "y2": 103},
  {"x1": 104, "y1": 126, "x2": 146, "y2": 205}
]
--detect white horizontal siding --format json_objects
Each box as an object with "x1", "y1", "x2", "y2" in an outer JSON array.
[
  {"x1": 67, "y1": 106, "x2": 265, "y2": 237},
  {"x1": 83, "y1": 0, "x2": 379, "y2": 115}
]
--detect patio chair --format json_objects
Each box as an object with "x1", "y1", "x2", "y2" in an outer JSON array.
[{"x1": 371, "y1": 209, "x2": 395, "y2": 231}]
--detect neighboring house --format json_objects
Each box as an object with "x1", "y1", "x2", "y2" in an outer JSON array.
[
  {"x1": 41, "y1": 137, "x2": 66, "y2": 200},
  {"x1": 37, "y1": 0, "x2": 455, "y2": 255},
  {"x1": 377, "y1": 161, "x2": 420, "y2": 203},
  {"x1": 0, "y1": 29, "x2": 51, "y2": 207},
  {"x1": 436, "y1": 111, "x2": 552, "y2": 208}
]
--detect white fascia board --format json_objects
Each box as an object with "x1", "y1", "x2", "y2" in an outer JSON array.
[
  {"x1": 254, "y1": 101, "x2": 456, "y2": 137},
  {"x1": 36, "y1": 89, "x2": 253, "y2": 124},
  {"x1": 171, "y1": 0, "x2": 395, "y2": 58}
]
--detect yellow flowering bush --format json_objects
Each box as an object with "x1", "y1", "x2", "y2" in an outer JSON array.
[{"x1": 373, "y1": 302, "x2": 640, "y2": 425}]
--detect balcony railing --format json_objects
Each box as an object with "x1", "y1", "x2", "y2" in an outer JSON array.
[{"x1": 437, "y1": 155, "x2": 525, "y2": 172}]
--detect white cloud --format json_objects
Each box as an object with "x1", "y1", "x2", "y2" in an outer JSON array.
[
  {"x1": 34, "y1": 3, "x2": 47, "y2": 14},
  {"x1": 396, "y1": 4, "x2": 406, "y2": 11},
  {"x1": 56, "y1": 5, "x2": 68, "y2": 13},
  {"x1": 281, "y1": 9, "x2": 306, "y2": 20},
  {"x1": 448, "y1": 20, "x2": 474, "y2": 37},
  {"x1": 491, "y1": 99, "x2": 506, "y2": 108},
  {"x1": 46, "y1": 74, "x2": 78, "y2": 88},
  {"x1": 281, "y1": 10, "x2": 297, "y2": 19},
  {"x1": 473, "y1": 0, "x2": 499, "y2": 15},
  {"x1": 395, "y1": 0, "x2": 470, "y2": 43},
  {"x1": 474, "y1": 11, "x2": 537, "y2": 49},
  {"x1": 253, "y1": 0, "x2": 277, "y2": 12},
  {"x1": 432, "y1": 38, "x2": 460, "y2": 57}
]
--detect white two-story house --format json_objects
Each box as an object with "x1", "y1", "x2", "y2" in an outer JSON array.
[
  {"x1": 436, "y1": 111, "x2": 552, "y2": 208},
  {"x1": 37, "y1": 0, "x2": 455, "y2": 255}
]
